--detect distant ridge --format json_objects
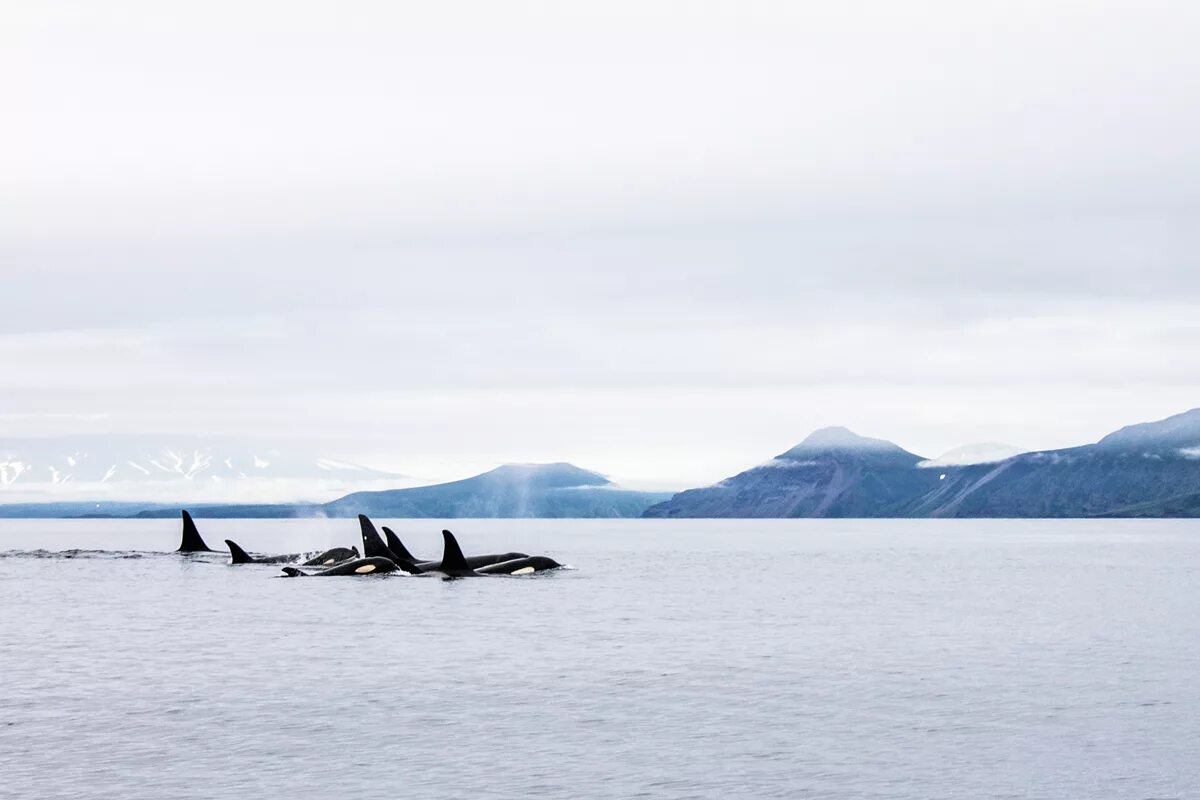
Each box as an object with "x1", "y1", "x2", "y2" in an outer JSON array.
[
  {"x1": 6, "y1": 410, "x2": 1200, "y2": 519},
  {"x1": 0, "y1": 462, "x2": 670, "y2": 519},
  {"x1": 323, "y1": 462, "x2": 667, "y2": 518},
  {"x1": 0, "y1": 434, "x2": 400, "y2": 503},
  {"x1": 644, "y1": 409, "x2": 1200, "y2": 518},
  {"x1": 1095, "y1": 408, "x2": 1200, "y2": 450}
]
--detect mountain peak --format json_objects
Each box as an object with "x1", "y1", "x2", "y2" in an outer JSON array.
[
  {"x1": 322, "y1": 461, "x2": 660, "y2": 518},
  {"x1": 773, "y1": 426, "x2": 923, "y2": 468},
  {"x1": 777, "y1": 426, "x2": 911, "y2": 457},
  {"x1": 802, "y1": 426, "x2": 881, "y2": 447},
  {"x1": 480, "y1": 462, "x2": 611, "y2": 489}
]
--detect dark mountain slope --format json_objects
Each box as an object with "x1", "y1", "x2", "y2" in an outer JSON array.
[
  {"x1": 644, "y1": 428, "x2": 940, "y2": 518},
  {"x1": 645, "y1": 410, "x2": 1200, "y2": 518}
]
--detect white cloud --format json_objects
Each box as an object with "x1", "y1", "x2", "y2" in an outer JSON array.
[{"x1": 1, "y1": 0, "x2": 1198, "y2": 492}]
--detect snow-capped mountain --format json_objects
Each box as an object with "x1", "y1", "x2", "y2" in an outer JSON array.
[{"x1": 0, "y1": 435, "x2": 402, "y2": 503}]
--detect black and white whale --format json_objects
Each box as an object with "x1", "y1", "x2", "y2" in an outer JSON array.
[
  {"x1": 177, "y1": 510, "x2": 215, "y2": 553},
  {"x1": 432, "y1": 530, "x2": 563, "y2": 578},
  {"x1": 381, "y1": 525, "x2": 527, "y2": 571},
  {"x1": 355, "y1": 515, "x2": 423, "y2": 574},
  {"x1": 476, "y1": 555, "x2": 564, "y2": 575},
  {"x1": 225, "y1": 540, "x2": 360, "y2": 566},
  {"x1": 278, "y1": 557, "x2": 399, "y2": 577},
  {"x1": 301, "y1": 547, "x2": 361, "y2": 566}
]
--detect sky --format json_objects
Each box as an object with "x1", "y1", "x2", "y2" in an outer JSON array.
[{"x1": 4, "y1": 0, "x2": 1200, "y2": 493}]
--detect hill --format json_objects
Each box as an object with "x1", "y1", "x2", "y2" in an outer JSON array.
[{"x1": 324, "y1": 463, "x2": 668, "y2": 518}]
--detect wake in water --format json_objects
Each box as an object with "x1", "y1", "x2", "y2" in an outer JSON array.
[{"x1": 0, "y1": 549, "x2": 153, "y2": 560}]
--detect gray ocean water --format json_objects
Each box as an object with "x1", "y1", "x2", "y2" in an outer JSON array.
[{"x1": 1, "y1": 518, "x2": 1197, "y2": 800}]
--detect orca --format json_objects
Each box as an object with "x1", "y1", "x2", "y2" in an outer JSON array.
[
  {"x1": 435, "y1": 530, "x2": 564, "y2": 577},
  {"x1": 475, "y1": 555, "x2": 564, "y2": 575},
  {"x1": 302, "y1": 547, "x2": 361, "y2": 566},
  {"x1": 225, "y1": 540, "x2": 361, "y2": 566},
  {"x1": 279, "y1": 556, "x2": 399, "y2": 577},
  {"x1": 432, "y1": 529, "x2": 482, "y2": 578},
  {"x1": 356, "y1": 515, "x2": 424, "y2": 574},
  {"x1": 177, "y1": 510, "x2": 215, "y2": 553},
  {"x1": 382, "y1": 525, "x2": 528, "y2": 571}
]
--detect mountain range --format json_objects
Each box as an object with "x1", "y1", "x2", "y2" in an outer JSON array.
[
  {"x1": 4, "y1": 409, "x2": 1200, "y2": 518},
  {"x1": 643, "y1": 408, "x2": 1200, "y2": 518},
  {"x1": 0, "y1": 435, "x2": 399, "y2": 503},
  {"x1": 0, "y1": 463, "x2": 671, "y2": 519}
]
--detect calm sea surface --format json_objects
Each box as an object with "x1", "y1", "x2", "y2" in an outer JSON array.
[{"x1": 1, "y1": 518, "x2": 1197, "y2": 799}]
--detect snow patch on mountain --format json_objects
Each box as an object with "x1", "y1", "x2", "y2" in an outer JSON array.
[
  {"x1": 0, "y1": 435, "x2": 404, "y2": 503},
  {"x1": 757, "y1": 458, "x2": 821, "y2": 469}
]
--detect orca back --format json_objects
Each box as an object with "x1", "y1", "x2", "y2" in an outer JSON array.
[
  {"x1": 476, "y1": 555, "x2": 563, "y2": 575},
  {"x1": 319, "y1": 556, "x2": 399, "y2": 576},
  {"x1": 302, "y1": 546, "x2": 359, "y2": 567},
  {"x1": 464, "y1": 551, "x2": 529, "y2": 569},
  {"x1": 177, "y1": 510, "x2": 214, "y2": 553}
]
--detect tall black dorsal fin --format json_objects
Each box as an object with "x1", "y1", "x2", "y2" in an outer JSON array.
[
  {"x1": 381, "y1": 527, "x2": 418, "y2": 561},
  {"x1": 357, "y1": 515, "x2": 423, "y2": 573},
  {"x1": 440, "y1": 529, "x2": 471, "y2": 573},
  {"x1": 358, "y1": 515, "x2": 392, "y2": 559},
  {"x1": 225, "y1": 539, "x2": 256, "y2": 564},
  {"x1": 177, "y1": 509, "x2": 214, "y2": 552}
]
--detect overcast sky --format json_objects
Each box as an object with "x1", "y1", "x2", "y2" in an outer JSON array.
[{"x1": 4, "y1": 0, "x2": 1200, "y2": 490}]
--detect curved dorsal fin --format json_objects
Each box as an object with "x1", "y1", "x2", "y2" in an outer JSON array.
[
  {"x1": 440, "y1": 529, "x2": 471, "y2": 573},
  {"x1": 177, "y1": 509, "x2": 214, "y2": 552},
  {"x1": 357, "y1": 515, "x2": 423, "y2": 573},
  {"x1": 358, "y1": 515, "x2": 392, "y2": 559},
  {"x1": 225, "y1": 539, "x2": 255, "y2": 564},
  {"x1": 381, "y1": 527, "x2": 418, "y2": 561}
]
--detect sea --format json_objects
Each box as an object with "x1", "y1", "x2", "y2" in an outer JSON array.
[{"x1": 1, "y1": 518, "x2": 1197, "y2": 799}]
